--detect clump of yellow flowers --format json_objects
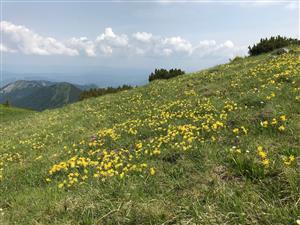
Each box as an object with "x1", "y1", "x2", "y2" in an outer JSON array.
[
  {"x1": 260, "y1": 115, "x2": 287, "y2": 132},
  {"x1": 47, "y1": 97, "x2": 241, "y2": 188},
  {"x1": 257, "y1": 146, "x2": 269, "y2": 167},
  {"x1": 282, "y1": 155, "x2": 295, "y2": 166}
]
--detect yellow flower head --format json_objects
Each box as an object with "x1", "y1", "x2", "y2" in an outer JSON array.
[
  {"x1": 232, "y1": 128, "x2": 239, "y2": 134},
  {"x1": 257, "y1": 146, "x2": 263, "y2": 152},
  {"x1": 271, "y1": 118, "x2": 277, "y2": 125},
  {"x1": 279, "y1": 115, "x2": 287, "y2": 121},
  {"x1": 241, "y1": 126, "x2": 248, "y2": 134},
  {"x1": 278, "y1": 125, "x2": 285, "y2": 132},
  {"x1": 262, "y1": 159, "x2": 269, "y2": 167},
  {"x1": 258, "y1": 151, "x2": 267, "y2": 158},
  {"x1": 261, "y1": 121, "x2": 268, "y2": 128},
  {"x1": 149, "y1": 167, "x2": 156, "y2": 176}
]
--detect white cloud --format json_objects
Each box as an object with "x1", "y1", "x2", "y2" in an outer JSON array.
[
  {"x1": 0, "y1": 21, "x2": 79, "y2": 56},
  {"x1": 131, "y1": 34, "x2": 193, "y2": 57},
  {"x1": 68, "y1": 37, "x2": 96, "y2": 57},
  {"x1": 222, "y1": 40, "x2": 234, "y2": 48},
  {"x1": 193, "y1": 40, "x2": 247, "y2": 58},
  {"x1": 162, "y1": 36, "x2": 193, "y2": 54},
  {"x1": 1, "y1": 21, "x2": 246, "y2": 59},
  {"x1": 197, "y1": 40, "x2": 217, "y2": 48},
  {"x1": 95, "y1": 27, "x2": 129, "y2": 55},
  {"x1": 132, "y1": 32, "x2": 153, "y2": 43}
]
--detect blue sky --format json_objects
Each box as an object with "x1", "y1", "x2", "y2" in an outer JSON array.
[{"x1": 1, "y1": 1, "x2": 299, "y2": 80}]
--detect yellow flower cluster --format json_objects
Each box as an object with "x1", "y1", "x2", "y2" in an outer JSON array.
[
  {"x1": 48, "y1": 147, "x2": 153, "y2": 188},
  {"x1": 44, "y1": 49, "x2": 299, "y2": 188},
  {"x1": 48, "y1": 96, "x2": 242, "y2": 188},
  {"x1": 257, "y1": 146, "x2": 269, "y2": 167},
  {"x1": 232, "y1": 126, "x2": 248, "y2": 135},
  {"x1": 260, "y1": 115, "x2": 287, "y2": 132},
  {"x1": 282, "y1": 155, "x2": 295, "y2": 166}
]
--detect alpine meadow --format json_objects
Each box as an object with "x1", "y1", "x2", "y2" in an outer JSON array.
[
  {"x1": 1, "y1": 2, "x2": 300, "y2": 225},
  {"x1": 1, "y1": 45, "x2": 300, "y2": 224}
]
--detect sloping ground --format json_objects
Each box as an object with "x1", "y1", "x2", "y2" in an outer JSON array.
[
  {"x1": 0, "y1": 105, "x2": 35, "y2": 123},
  {"x1": 0, "y1": 46, "x2": 299, "y2": 225}
]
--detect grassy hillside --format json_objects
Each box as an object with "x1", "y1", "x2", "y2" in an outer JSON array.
[
  {"x1": 0, "y1": 105, "x2": 34, "y2": 123},
  {"x1": 0, "y1": 46, "x2": 299, "y2": 225}
]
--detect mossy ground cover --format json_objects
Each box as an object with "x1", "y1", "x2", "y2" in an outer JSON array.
[{"x1": 0, "y1": 46, "x2": 299, "y2": 225}]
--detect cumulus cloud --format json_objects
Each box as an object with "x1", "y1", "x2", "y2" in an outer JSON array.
[
  {"x1": 68, "y1": 37, "x2": 96, "y2": 57},
  {"x1": 162, "y1": 36, "x2": 193, "y2": 54},
  {"x1": 131, "y1": 32, "x2": 194, "y2": 57},
  {"x1": 193, "y1": 40, "x2": 247, "y2": 58},
  {"x1": 132, "y1": 32, "x2": 153, "y2": 43},
  {"x1": 0, "y1": 21, "x2": 79, "y2": 56},
  {"x1": 96, "y1": 27, "x2": 128, "y2": 47},
  {"x1": 95, "y1": 27, "x2": 129, "y2": 55},
  {"x1": 1, "y1": 20, "x2": 247, "y2": 59}
]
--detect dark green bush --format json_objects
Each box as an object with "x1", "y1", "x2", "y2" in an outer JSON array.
[
  {"x1": 248, "y1": 36, "x2": 299, "y2": 56},
  {"x1": 148, "y1": 68, "x2": 185, "y2": 82},
  {"x1": 79, "y1": 85, "x2": 133, "y2": 101}
]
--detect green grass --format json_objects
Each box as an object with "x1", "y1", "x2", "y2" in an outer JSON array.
[
  {"x1": 0, "y1": 105, "x2": 35, "y2": 123},
  {"x1": 0, "y1": 46, "x2": 299, "y2": 225}
]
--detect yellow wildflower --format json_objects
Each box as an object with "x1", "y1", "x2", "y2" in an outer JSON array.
[
  {"x1": 232, "y1": 128, "x2": 239, "y2": 134},
  {"x1": 149, "y1": 167, "x2": 156, "y2": 176},
  {"x1": 262, "y1": 159, "x2": 269, "y2": 167},
  {"x1": 241, "y1": 126, "x2": 248, "y2": 134},
  {"x1": 257, "y1": 146, "x2": 263, "y2": 152},
  {"x1": 278, "y1": 125, "x2": 285, "y2": 131},
  {"x1": 271, "y1": 118, "x2": 277, "y2": 125},
  {"x1": 279, "y1": 115, "x2": 287, "y2": 121},
  {"x1": 258, "y1": 150, "x2": 267, "y2": 158},
  {"x1": 260, "y1": 121, "x2": 268, "y2": 128}
]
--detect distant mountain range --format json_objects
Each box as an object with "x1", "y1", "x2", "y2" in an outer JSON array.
[{"x1": 0, "y1": 80, "x2": 97, "y2": 111}]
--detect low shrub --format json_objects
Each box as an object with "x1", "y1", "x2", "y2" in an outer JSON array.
[
  {"x1": 248, "y1": 36, "x2": 299, "y2": 56},
  {"x1": 148, "y1": 68, "x2": 185, "y2": 82},
  {"x1": 79, "y1": 85, "x2": 133, "y2": 101}
]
